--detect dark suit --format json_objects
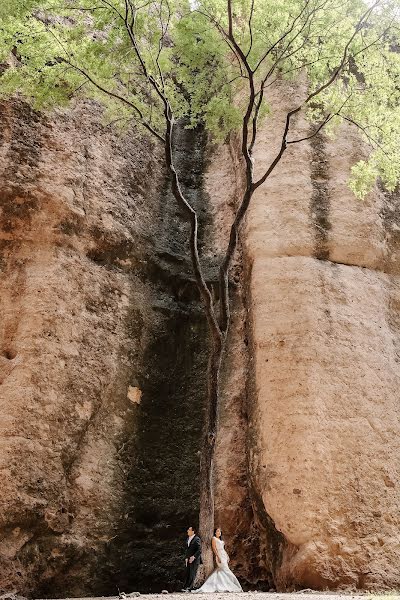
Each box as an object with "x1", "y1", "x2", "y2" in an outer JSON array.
[{"x1": 183, "y1": 535, "x2": 202, "y2": 590}]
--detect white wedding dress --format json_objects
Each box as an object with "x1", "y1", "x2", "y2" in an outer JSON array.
[{"x1": 192, "y1": 537, "x2": 242, "y2": 593}]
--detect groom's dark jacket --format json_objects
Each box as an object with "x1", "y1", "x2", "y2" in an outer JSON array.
[{"x1": 185, "y1": 535, "x2": 203, "y2": 564}]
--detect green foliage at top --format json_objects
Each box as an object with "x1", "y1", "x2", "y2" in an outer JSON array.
[{"x1": 0, "y1": 0, "x2": 399, "y2": 196}]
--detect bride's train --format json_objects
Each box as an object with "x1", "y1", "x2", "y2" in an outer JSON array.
[{"x1": 192, "y1": 537, "x2": 242, "y2": 593}]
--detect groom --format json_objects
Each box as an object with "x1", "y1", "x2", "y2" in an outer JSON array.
[{"x1": 182, "y1": 526, "x2": 202, "y2": 592}]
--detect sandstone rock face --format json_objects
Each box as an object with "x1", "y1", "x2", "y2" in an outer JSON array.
[
  {"x1": 1, "y1": 77, "x2": 400, "y2": 597},
  {"x1": 207, "y1": 80, "x2": 400, "y2": 590},
  {"x1": 205, "y1": 139, "x2": 273, "y2": 590},
  {"x1": 0, "y1": 101, "x2": 208, "y2": 597}
]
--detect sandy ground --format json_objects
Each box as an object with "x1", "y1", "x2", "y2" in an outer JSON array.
[
  {"x1": 144, "y1": 595, "x2": 399, "y2": 600},
  {"x1": 46, "y1": 593, "x2": 400, "y2": 600}
]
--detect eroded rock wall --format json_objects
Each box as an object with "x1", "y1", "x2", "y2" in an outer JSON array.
[
  {"x1": 1, "y1": 76, "x2": 400, "y2": 597},
  {"x1": 204, "y1": 140, "x2": 272, "y2": 590},
  {"x1": 0, "y1": 101, "x2": 208, "y2": 597},
  {"x1": 206, "y1": 80, "x2": 400, "y2": 591}
]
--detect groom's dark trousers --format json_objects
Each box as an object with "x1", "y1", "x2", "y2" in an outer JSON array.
[{"x1": 184, "y1": 535, "x2": 202, "y2": 590}]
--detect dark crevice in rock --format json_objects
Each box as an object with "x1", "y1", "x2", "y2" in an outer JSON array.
[
  {"x1": 242, "y1": 264, "x2": 277, "y2": 592},
  {"x1": 247, "y1": 484, "x2": 285, "y2": 589},
  {"x1": 250, "y1": 488, "x2": 286, "y2": 584},
  {"x1": 379, "y1": 184, "x2": 400, "y2": 276},
  {"x1": 88, "y1": 122, "x2": 210, "y2": 595},
  {"x1": 270, "y1": 254, "x2": 380, "y2": 272},
  {"x1": 309, "y1": 132, "x2": 331, "y2": 261},
  {"x1": 103, "y1": 310, "x2": 208, "y2": 594},
  {"x1": 379, "y1": 185, "x2": 400, "y2": 364}
]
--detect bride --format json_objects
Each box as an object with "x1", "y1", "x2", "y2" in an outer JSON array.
[{"x1": 192, "y1": 528, "x2": 242, "y2": 593}]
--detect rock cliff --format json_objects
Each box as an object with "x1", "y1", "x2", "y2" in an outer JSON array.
[
  {"x1": 206, "y1": 80, "x2": 400, "y2": 591},
  {"x1": 0, "y1": 100, "x2": 208, "y2": 597},
  {"x1": 0, "y1": 83, "x2": 399, "y2": 597}
]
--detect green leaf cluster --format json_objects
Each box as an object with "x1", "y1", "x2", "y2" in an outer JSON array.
[{"x1": 1, "y1": 0, "x2": 399, "y2": 196}]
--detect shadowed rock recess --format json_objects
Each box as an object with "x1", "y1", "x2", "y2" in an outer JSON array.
[{"x1": 0, "y1": 100, "x2": 209, "y2": 597}]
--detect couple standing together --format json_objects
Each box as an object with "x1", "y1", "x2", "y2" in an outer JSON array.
[{"x1": 183, "y1": 526, "x2": 242, "y2": 593}]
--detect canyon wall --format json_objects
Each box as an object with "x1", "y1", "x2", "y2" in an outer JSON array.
[
  {"x1": 0, "y1": 80, "x2": 399, "y2": 598},
  {"x1": 206, "y1": 80, "x2": 400, "y2": 591},
  {"x1": 0, "y1": 100, "x2": 209, "y2": 597}
]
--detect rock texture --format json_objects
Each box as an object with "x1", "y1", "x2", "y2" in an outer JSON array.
[
  {"x1": 205, "y1": 79, "x2": 400, "y2": 591},
  {"x1": 205, "y1": 139, "x2": 272, "y2": 590},
  {"x1": 0, "y1": 100, "x2": 208, "y2": 597},
  {"x1": 1, "y1": 74, "x2": 400, "y2": 598}
]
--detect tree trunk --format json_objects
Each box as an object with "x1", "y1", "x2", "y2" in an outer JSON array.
[
  {"x1": 164, "y1": 112, "x2": 226, "y2": 583},
  {"x1": 197, "y1": 334, "x2": 224, "y2": 581}
]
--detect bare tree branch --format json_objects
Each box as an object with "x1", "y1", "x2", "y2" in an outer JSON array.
[
  {"x1": 287, "y1": 112, "x2": 333, "y2": 144},
  {"x1": 304, "y1": 0, "x2": 380, "y2": 106},
  {"x1": 245, "y1": 0, "x2": 255, "y2": 59},
  {"x1": 118, "y1": 0, "x2": 222, "y2": 341},
  {"x1": 217, "y1": 0, "x2": 382, "y2": 333},
  {"x1": 195, "y1": 9, "x2": 246, "y2": 78},
  {"x1": 163, "y1": 105, "x2": 222, "y2": 341},
  {"x1": 252, "y1": 0, "x2": 313, "y2": 73},
  {"x1": 65, "y1": 60, "x2": 166, "y2": 142},
  {"x1": 341, "y1": 115, "x2": 389, "y2": 154},
  {"x1": 99, "y1": 0, "x2": 124, "y2": 19}
]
